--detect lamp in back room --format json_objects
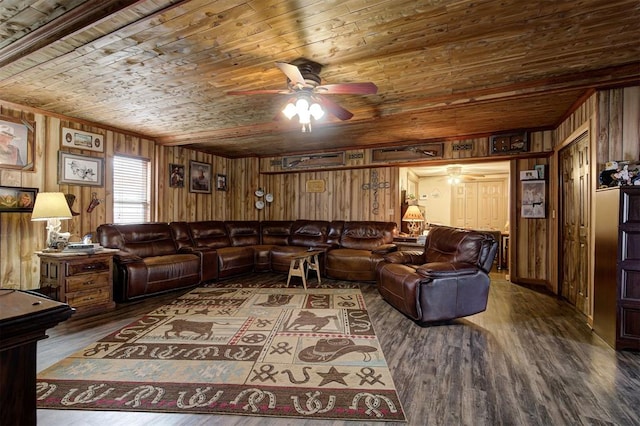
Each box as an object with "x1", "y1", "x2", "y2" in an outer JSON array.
[
  {"x1": 402, "y1": 205, "x2": 425, "y2": 237},
  {"x1": 31, "y1": 192, "x2": 72, "y2": 251}
]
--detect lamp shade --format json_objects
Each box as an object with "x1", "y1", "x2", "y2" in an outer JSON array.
[
  {"x1": 402, "y1": 205, "x2": 424, "y2": 222},
  {"x1": 31, "y1": 192, "x2": 73, "y2": 221}
]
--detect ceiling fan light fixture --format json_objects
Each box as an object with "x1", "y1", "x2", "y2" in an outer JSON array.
[
  {"x1": 309, "y1": 102, "x2": 324, "y2": 120},
  {"x1": 282, "y1": 102, "x2": 297, "y2": 119},
  {"x1": 281, "y1": 94, "x2": 325, "y2": 131}
]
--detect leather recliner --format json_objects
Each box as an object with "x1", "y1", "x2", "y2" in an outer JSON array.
[{"x1": 376, "y1": 225, "x2": 497, "y2": 324}]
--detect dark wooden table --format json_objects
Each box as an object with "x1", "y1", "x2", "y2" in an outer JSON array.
[{"x1": 0, "y1": 289, "x2": 74, "y2": 426}]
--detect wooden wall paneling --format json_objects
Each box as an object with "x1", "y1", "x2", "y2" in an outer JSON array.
[
  {"x1": 622, "y1": 86, "x2": 640, "y2": 161},
  {"x1": 229, "y1": 157, "x2": 259, "y2": 221}
]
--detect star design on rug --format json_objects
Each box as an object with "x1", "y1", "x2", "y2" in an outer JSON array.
[
  {"x1": 193, "y1": 307, "x2": 213, "y2": 315},
  {"x1": 316, "y1": 366, "x2": 349, "y2": 387}
]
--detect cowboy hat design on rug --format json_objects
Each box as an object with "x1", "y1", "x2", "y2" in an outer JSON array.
[{"x1": 298, "y1": 338, "x2": 378, "y2": 363}]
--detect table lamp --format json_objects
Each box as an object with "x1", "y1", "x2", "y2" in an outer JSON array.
[
  {"x1": 31, "y1": 192, "x2": 73, "y2": 251},
  {"x1": 402, "y1": 205, "x2": 425, "y2": 237}
]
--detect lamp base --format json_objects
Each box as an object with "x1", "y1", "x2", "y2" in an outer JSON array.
[{"x1": 407, "y1": 221, "x2": 421, "y2": 238}]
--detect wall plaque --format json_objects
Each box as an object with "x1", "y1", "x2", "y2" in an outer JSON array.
[{"x1": 305, "y1": 179, "x2": 326, "y2": 193}]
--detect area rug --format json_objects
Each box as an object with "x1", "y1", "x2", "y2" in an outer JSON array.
[{"x1": 37, "y1": 285, "x2": 406, "y2": 422}]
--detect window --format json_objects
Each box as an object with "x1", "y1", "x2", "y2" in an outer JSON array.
[{"x1": 113, "y1": 155, "x2": 150, "y2": 223}]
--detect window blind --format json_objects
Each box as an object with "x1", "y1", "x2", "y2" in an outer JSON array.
[{"x1": 113, "y1": 155, "x2": 150, "y2": 223}]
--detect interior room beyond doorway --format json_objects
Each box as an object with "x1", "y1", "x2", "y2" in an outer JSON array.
[{"x1": 401, "y1": 161, "x2": 510, "y2": 231}]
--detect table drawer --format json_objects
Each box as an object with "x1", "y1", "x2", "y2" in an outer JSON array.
[
  {"x1": 66, "y1": 259, "x2": 110, "y2": 276},
  {"x1": 66, "y1": 272, "x2": 109, "y2": 293},
  {"x1": 66, "y1": 287, "x2": 111, "y2": 308}
]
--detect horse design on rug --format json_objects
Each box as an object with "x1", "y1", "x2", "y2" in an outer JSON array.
[{"x1": 284, "y1": 310, "x2": 337, "y2": 332}]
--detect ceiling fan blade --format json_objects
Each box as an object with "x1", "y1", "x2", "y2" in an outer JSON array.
[
  {"x1": 276, "y1": 62, "x2": 306, "y2": 86},
  {"x1": 316, "y1": 82, "x2": 378, "y2": 95},
  {"x1": 227, "y1": 89, "x2": 290, "y2": 95},
  {"x1": 318, "y1": 96, "x2": 353, "y2": 120}
]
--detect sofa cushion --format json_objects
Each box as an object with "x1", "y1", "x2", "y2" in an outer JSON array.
[
  {"x1": 326, "y1": 248, "x2": 385, "y2": 281},
  {"x1": 169, "y1": 221, "x2": 193, "y2": 250},
  {"x1": 145, "y1": 253, "x2": 201, "y2": 284},
  {"x1": 225, "y1": 221, "x2": 261, "y2": 246},
  {"x1": 216, "y1": 246, "x2": 255, "y2": 278},
  {"x1": 424, "y1": 226, "x2": 490, "y2": 266},
  {"x1": 98, "y1": 222, "x2": 177, "y2": 257},
  {"x1": 260, "y1": 221, "x2": 293, "y2": 245},
  {"x1": 339, "y1": 221, "x2": 396, "y2": 250},
  {"x1": 269, "y1": 245, "x2": 315, "y2": 273},
  {"x1": 289, "y1": 220, "x2": 330, "y2": 247},
  {"x1": 189, "y1": 221, "x2": 231, "y2": 248}
]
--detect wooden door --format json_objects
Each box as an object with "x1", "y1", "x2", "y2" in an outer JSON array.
[
  {"x1": 559, "y1": 131, "x2": 590, "y2": 315},
  {"x1": 478, "y1": 180, "x2": 506, "y2": 230}
]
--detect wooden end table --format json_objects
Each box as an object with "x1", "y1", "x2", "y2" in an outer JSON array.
[{"x1": 286, "y1": 250, "x2": 323, "y2": 290}]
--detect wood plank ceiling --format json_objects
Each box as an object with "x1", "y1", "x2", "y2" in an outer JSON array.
[{"x1": 0, "y1": 0, "x2": 638, "y2": 158}]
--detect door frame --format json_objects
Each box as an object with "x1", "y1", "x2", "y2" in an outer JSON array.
[{"x1": 552, "y1": 121, "x2": 595, "y2": 319}]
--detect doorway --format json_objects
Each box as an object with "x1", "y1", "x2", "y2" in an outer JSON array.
[
  {"x1": 558, "y1": 130, "x2": 590, "y2": 316},
  {"x1": 403, "y1": 161, "x2": 510, "y2": 231}
]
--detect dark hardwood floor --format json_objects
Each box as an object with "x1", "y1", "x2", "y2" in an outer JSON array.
[{"x1": 36, "y1": 272, "x2": 640, "y2": 426}]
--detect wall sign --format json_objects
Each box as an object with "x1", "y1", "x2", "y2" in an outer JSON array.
[{"x1": 305, "y1": 179, "x2": 326, "y2": 193}]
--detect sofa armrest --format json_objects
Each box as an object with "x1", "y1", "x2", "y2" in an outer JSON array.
[
  {"x1": 383, "y1": 250, "x2": 424, "y2": 264},
  {"x1": 416, "y1": 261, "x2": 479, "y2": 278},
  {"x1": 372, "y1": 243, "x2": 398, "y2": 254},
  {"x1": 114, "y1": 252, "x2": 143, "y2": 264},
  {"x1": 179, "y1": 246, "x2": 218, "y2": 282}
]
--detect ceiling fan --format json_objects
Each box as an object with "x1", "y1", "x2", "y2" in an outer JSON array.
[
  {"x1": 445, "y1": 166, "x2": 485, "y2": 184},
  {"x1": 227, "y1": 59, "x2": 377, "y2": 131}
]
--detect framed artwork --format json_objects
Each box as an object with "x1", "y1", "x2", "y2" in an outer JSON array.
[
  {"x1": 520, "y1": 170, "x2": 538, "y2": 180},
  {"x1": 0, "y1": 186, "x2": 38, "y2": 213},
  {"x1": 490, "y1": 131, "x2": 529, "y2": 155},
  {"x1": 534, "y1": 164, "x2": 546, "y2": 180},
  {"x1": 61, "y1": 127, "x2": 105, "y2": 152},
  {"x1": 169, "y1": 163, "x2": 185, "y2": 188},
  {"x1": 58, "y1": 151, "x2": 104, "y2": 186},
  {"x1": 189, "y1": 160, "x2": 211, "y2": 193},
  {"x1": 521, "y1": 180, "x2": 546, "y2": 218},
  {"x1": 216, "y1": 174, "x2": 227, "y2": 191},
  {"x1": 0, "y1": 115, "x2": 35, "y2": 170}
]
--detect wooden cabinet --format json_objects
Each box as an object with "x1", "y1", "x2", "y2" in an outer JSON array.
[
  {"x1": 593, "y1": 187, "x2": 640, "y2": 351},
  {"x1": 37, "y1": 251, "x2": 117, "y2": 317}
]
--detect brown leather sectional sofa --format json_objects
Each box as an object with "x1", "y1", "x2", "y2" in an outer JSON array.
[{"x1": 97, "y1": 220, "x2": 397, "y2": 302}]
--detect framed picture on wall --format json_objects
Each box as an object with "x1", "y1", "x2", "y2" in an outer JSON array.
[
  {"x1": 189, "y1": 160, "x2": 211, "y2": 193},
  {"x1": 169, "y1": 163, "x2": 185, "y2": 188},
  {"x1": 61, "y1": 127, "x2": 105, "y2": 152},
  {"x1": 0, "y1": 115, "x2": 35, "y2": 170},
  {"x1": 521, "y1": 180, "x2": 545, "y2": 218},
  {"x1": 58, "y1": 151, "x2": 104, "y2": 186},
  {"x1": 216, "y1": 174, "x2": 227, "y2": 191},
  {"x1": 0, "y1": 186, "x2": 38, "y2": 212}
]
